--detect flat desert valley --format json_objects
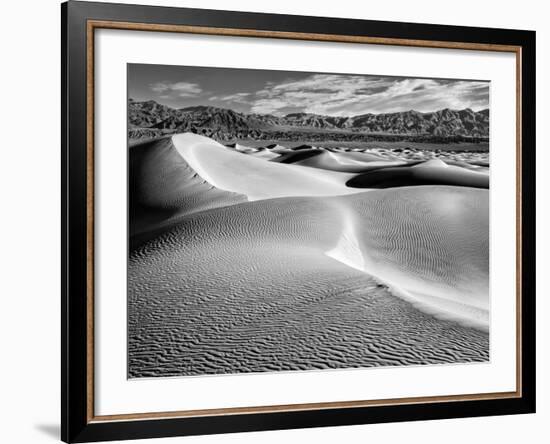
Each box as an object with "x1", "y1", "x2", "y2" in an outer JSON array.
[{"x1": 128, "y1": 132, "x2": 489, "y2": 377}]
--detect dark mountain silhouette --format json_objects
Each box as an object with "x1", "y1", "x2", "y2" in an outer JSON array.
[{"x1": 128, "y1": 99, "x2": 489, "y2": 142}]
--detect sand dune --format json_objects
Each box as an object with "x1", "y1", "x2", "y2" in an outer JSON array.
[
  {"x1": 292, "y1": 150, "x2": 408, "y2": 173},
  {"x1": 271, "y1": 148, "x2": 323, "y2": 164},
  {"x1": 327, "y1": 186, "x2": 489, "y2": 330},
  {"x1": 290, "y1": 144, "x2": 315, "y2": 150},
  {"x1": 348, "y1": 158, "x2": 489, "y2": 189},
  {"x1": 234, "y1": 143, "x2": 260, "y2": 154},
  {"x1": 129, "y1": 186, "x2": 489, "y2": 377},
  {"x1": 129, "y1": 137, "x2": 246, "y2": 242},
  {"x1": 145, "y1": 134, "x2": 489, "y2": 326},
  {"x1": 266, "y1": 144, "x2": 293, "y2": 154},
  {"x1": 172, "y1": 133, "x2": 362, "y2": 200},
  {"x1": 247, "y1": 147, "x2": 280, "y2": 160},
  {"x1": 128, "y1": 133, "x2": 489, "y2": 377},
  {"x1": 266, "y1": 144, "x2": 486, "y2": 184},
  {"x1": 225, "y1": 142, "x2": 281, "y2": 160},
  {"x1": 446, "y1": 159, "x2": 490, "y2": 172}
]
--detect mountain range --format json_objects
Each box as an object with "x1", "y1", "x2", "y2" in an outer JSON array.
[{"x1": 128, "y1": 99, "x2": 489, "y2": 142}]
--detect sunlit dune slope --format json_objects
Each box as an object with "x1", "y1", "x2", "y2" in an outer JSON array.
[
  {"x1": 230, "y1": 143, "x2": 280, "y2": 160},
  {"x1": 172, "y1": 133, "x2": 363, "y2": 200},
  {"x1": 290, "y1": 149, "x2": 408, "y2": 173},
  {"x1": 267, "y1": 144, "x2": 293, "y2": 154},
  {"x1": 328, "y1": 186, "x2": 489, "y2": 330},
  {"x1": 249, "y1": 148, "x2": 280, "y2": 160}
]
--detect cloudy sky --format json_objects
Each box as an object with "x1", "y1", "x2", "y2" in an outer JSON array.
[{"x1": 129, "y1": 64, "x2": 489, "y2": 116}]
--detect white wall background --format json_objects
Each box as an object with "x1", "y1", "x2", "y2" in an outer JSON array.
[{"x1": 0, "y1": 0, "x2": 546, "y2": 443}]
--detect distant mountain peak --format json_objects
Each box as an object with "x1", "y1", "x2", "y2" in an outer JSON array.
[{"x1": 129, "y1": 99, "x2": 489, "y2": 140}]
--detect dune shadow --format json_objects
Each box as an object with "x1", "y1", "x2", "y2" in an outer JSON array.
[{"x1": 347, "y1": 162, "x2": 489, "y2": 189}]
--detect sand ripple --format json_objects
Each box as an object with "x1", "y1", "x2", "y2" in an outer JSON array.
[
  {"x1": 128, "y1": 134, "x2": 489, "y2": 378},
  {"x1": 129, "y1": 190, "x2": 489, "y2": 377}
]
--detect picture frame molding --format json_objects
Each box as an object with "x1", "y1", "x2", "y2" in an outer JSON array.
[{"x1": 62, "y1": 1, "x2": 536, "y2": 442}]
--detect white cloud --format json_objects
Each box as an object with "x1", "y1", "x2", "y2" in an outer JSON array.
[
  {"x1": 249, "y1": 74, "x2": 489, "y2": 116},
  {"x1": 209, "y1": 92, "x2": 251, "y2": 103},
  {"x1": 150, "y1": 81, "x2": 203, "y2": 97}
]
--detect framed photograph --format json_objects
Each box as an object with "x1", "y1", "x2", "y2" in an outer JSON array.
[{"x1": 61, "y1": 1, "x2": 536, "y2": 442}]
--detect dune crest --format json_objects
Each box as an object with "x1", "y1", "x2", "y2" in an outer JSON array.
[
  {"x1": 129, "y1": 137, "x2": 246, "y2": 243},
  {"x1": 325, "y1": 201, "x2": 366, "y2": 272},
  {"x1": 172, "y1": 133, "x2": 363, "y2": 200},
  {"x1": 293, "y1": 149, "x2": 408, "y2": 173},
  {"x1": 325, "y1": 188, "x2": 489, "y2": 331}
]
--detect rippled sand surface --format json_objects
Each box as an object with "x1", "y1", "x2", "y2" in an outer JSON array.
[
  {"x1": 129, "y1": 194, "x2": 489, "y2": 377},
  {"x1": 128, "y1": 134, "x2": 489, "y2": 378}
]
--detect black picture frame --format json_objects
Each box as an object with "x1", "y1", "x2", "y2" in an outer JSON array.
[{"x1": 62, "y1": 1, "x2": 536, "y2": 442}]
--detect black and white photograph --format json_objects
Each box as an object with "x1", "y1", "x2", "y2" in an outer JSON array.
[
  {"x1": 0, "y1": 0, "x2": 543, "y2": 442},
  {"x1": 128, "y1": 64, "x2": 490, "y2": 378}
]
